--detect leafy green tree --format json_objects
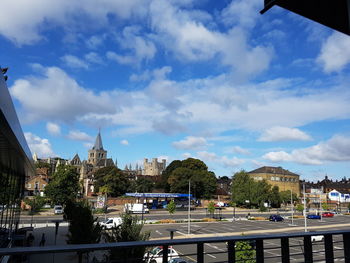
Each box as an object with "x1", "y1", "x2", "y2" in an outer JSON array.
[
  {"x1": 231, "y1": 171, "x2": 255, "y2": 207},
  {"x1": 44, "y1": 165, "x2": 80, "y2": 205},
  {"x1": 65, "y1": 200, "x2": 102, "y2": 245},
  {"x1": 129, "y1": 177, "x2": 154, "y2": 193},
  {"x1": 167, "y1": 200, "x2": 176, "y2": 217},
  {"x1": 166, "y1": 158, "x2": 216, "y2": 199},
  {"x1": 296, "y1": 204, "x2": 304, "y2": 213},
  {"x1": 94, "y1": 167, "x2": 130, "y2": 197},
  {"x1": 157, "y1": 160, "x2": 183, "y2": 191},
  {"x1": 235, "y1": 240, "x2": 256, "y2": 263},
  {"x1": 208, "y1": 201, "x2": 215, "y2": 217},
  {"x1": 104, "y1": 213, "x2": 150, "y2": 262},
  {"x1": 269, "y1": 186, "x2": 281, "y2": 208},
  {"x1": 280, "y1": 190, "x2": 298, "y2": 205},
  {"x1": 24, "y1": 196, "x2": 47, "y2": 214},
  {"x1": 259, "y1": 201, "x2": 267, "y2": 212},
  {"x1": 321, "y1": 202, "x2": 329, "y2": 211}
]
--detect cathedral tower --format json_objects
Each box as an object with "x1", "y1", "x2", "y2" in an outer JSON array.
[{"x1": 87, "y1": 131, "x2": 107, "y2": 166}]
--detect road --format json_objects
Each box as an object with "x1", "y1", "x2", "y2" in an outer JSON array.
[{"x1": 143, "y1": 215, "x2": 350, "y2": 262}]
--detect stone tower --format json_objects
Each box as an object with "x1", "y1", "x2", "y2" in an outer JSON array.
[{"x1": 87, "y1": 131, "x2": 107, "y2": 166}]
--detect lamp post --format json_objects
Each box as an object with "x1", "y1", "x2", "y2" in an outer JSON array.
[
  {"x1": 303, "y1": 183, "x2": 307, "y2": 232},
  {"x1": 188, "y1": 180, "x2": 191, "y2": 235}
]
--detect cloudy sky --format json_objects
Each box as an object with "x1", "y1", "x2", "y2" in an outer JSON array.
[{"x1": 1, "y1": 0, "x2": 350, "y2": 181}]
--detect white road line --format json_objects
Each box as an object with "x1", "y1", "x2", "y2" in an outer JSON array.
[
  {"x1": 176, "y1": 231, "x2": 187, "y2": 236},
  {"x1": 206, "y1": 253, "x2": 216, "y2": 259},
  {"x1": 205, "y1": 243, "x2": 225, "y2": 252},
  {"x1": 155, "y1": 230, "x2": 163, "y2": 236},
  {"x1": 265, "y1": 250, "x2": 281, "y2": 256}
]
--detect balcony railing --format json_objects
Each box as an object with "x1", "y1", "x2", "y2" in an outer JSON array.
[{"x1": 1, "y1": 229, "x2": 350, "y2": 262}]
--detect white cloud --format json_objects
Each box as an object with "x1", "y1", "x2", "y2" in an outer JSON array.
[
  {"x1": 182, "y1": 152, "x2": 192, "y2": 159},
  {"x1": 221, "y1": 0, "x2": 260, "y2": 28},
  {"x1": 25, "y1": 132, "x2": 55, "y2": 158},
  {"x1": 196, "y1": 151, "x2": 244, "y2": 168},
  {"x1": 263, "y1": 135, "x2": 350, "y2": 165},
  {"x1": 259, "y1": 126, "x2": 312, "y2": 142},
  {"x1": 120, "y1": 139, "x2": 129, "y2": 145},
  {"x1": 46, "y1": 122, "x2": 61, "y2": 136},
  {"x1": 9, "y1": 65, "x2": 115, "y2": 123},
  {"x1": 149, "y1": 0, "x2": 272, "y2": 78},
  {"x1": 61, "y1": 55, "x2": 89, "y2": 69},
  {"x1": 317, "y1": 32, "x2": 350, "y2": 73},
  {"x1": 67, "y1": 130, "x2": 93, "y2": 141},
  {"x1": 85, "y1": 52, "x2": 104, "y2": 65},
  {"x1": 228, "y1": 146, "x2": 250, "y2": 155},
  {"x1": 86, "y1": 35, "x2": 104, "y2": 49},
  {"x1": 0, "y1": 0, "x2": 149, "y2": 45},
  {"x1": 172, "y1": 136, "x2": 208, "y2": 150}
]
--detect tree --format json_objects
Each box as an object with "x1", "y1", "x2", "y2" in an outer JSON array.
[
  {"x1": 235, "y1": 240, "x2": 256, "y2": 263},
  {"x1": 269, "y1": 186, "x2": 281, "y2": 208},
  {"x1": 296, "y1": 204, "x2": 304, "y2": 213},
  {"x1": 129, "y1": 177, "x2": 154, "y2": 193},
  {"x1": 94, "y1": 167, "x2": 130, "y2": 197},
  {"x1": 24, "y1": 196, "x2": 47, "y2": 214},
  {"x1": 157, "y1": 160, "x2": 182, "y2": 191},
  {"x1": 104, "y1": 213, "x2": 150, "y2": 262},
  {"x1": 44, "y1": 165, "x2": 80, "y2": 205},
  {"x1": 207, "y1": 201, "x2": 215, "y2": 217},
  {"x1": 65, "y1": 200, "x2": 102, "y2": 245},
  {"x1": 167, "y1": 200, "x2": 176, "y2": 217},
  {"x1": 231, "y1": 171, "x2": 255, "y2": 207},
  {"x1": 280, "y1": 190, "x2": 298, "y2": 205},
  {"x1": 322, "y1": 202, "x2": 329, "y2": 211},
  {"x1": 166, "y1": 158, "x2": 216, "y2": 199}
]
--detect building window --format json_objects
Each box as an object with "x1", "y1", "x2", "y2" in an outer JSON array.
[{"x1": 28, "y1": 183, "x2": 31, "y2": 188}]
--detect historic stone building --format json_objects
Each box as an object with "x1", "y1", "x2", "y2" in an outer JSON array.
[
  {"x1": 143, "y1": 158, "x2": 166, "y2": 176},
  {"x1": 248, "y1": 166, "x2": 300, "y2": 196}
]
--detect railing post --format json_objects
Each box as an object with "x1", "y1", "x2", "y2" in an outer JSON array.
[
  {"x1": 304, "y1": 236, "x2": 313, "y2": 263},
  {"x1": 197, "y1": 242, "x2": 204, "y2": 263},
  {"x1": 228, "y1": 241, "x2": 235, "y2": 263},
  {"x1": 256, "y1": 239, "x2": 264, "y2": 263},
  {"x1": 281, "y1": 237, "x2": 290, "y2": 263},
  {"x1": 324, "y1": 234, "x2": 334, "y2": 263},
  {"x1": 162, "y1": 245, "x2": 168, "y2": 263},
  {"x1": 343, "y1": 233, "x2": 350, "y2": 263}
]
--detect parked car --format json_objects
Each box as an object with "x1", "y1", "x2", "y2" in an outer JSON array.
[
  {"x1": 322, "y1": 212, "x2": 334, "y2": 217},
  {"x1": 269, "y1": 215, "x2": 284, "y2": 222},
  {"x1": 168, "y1": 258, "x2": 189, "y2": 263},
  {"x1": 144, "y1": 246, "x2": 179, "y2": 263},
  {"x1": 124, "y1": 203, "x2": 149, "y2": 214},
  {"x1": 100, "y1": 217, "x2": 122, "y2": 229},
  {"x1": 54, "y1": 205, "x2": 63, "y2": 215},
  {"x1": 307, "y1": 214, "x2": 321, "y2": 219},
  {"x1": 311, "y1": 235, "x2": 324, "y2": 242}
]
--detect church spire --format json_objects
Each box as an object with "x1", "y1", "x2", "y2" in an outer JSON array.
[{"x1": 92, "y1": 131, "x2": 104, "y2": 150}]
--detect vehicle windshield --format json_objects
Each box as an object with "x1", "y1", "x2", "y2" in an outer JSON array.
[
  {"x1": 149, "y1": 247, "x2": 162, "y2": 255},
  {"x1": 55, "y1": 206, "x2": 62, "y2": 209}
]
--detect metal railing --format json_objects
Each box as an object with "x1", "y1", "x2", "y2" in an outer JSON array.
[{"x1": 1, "y1": 229, "x2": 350, "y2": 262}]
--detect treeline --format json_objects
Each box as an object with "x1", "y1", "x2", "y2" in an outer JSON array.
[{"x1": 231, "y1": 170, "x2": 297, "y2": 209}]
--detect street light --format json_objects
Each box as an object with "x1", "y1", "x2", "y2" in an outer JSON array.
[
  {"x1": 303, "y1": 183, "x2": 307, "y2": 232},
  {"x1": 188, "y1": 180, "x2": 191, "y2": 235}
]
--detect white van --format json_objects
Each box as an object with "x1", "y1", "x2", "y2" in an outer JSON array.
[
  {"x1": 54, "y1": 205, "x2": 63, "y2": 215},
  {"x1": 124, "y1": 203, "x2": 149, "y2": 214},
  {"x1": 100, "y1": 217, "x2": 122, "y2": 229}
]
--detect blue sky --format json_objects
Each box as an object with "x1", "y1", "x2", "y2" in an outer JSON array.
[{"x1": 1, "y1": 0, "x2": 350, "y2": 181}]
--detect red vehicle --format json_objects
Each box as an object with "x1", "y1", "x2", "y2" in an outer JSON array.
[{"x1": 322, "y1": 212, "x2": 334, "y2": 217}]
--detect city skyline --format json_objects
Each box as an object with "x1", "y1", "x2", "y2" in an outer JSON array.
[{"x1": 1, "y1": 0, "x2": 350, "y2": 180}]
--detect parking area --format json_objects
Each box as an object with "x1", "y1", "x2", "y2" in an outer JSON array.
[{"x1": 144, "y1": 215, "x2": 350, "y2": 262}]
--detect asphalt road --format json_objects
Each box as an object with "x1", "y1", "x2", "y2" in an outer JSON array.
[{"x1": 143, "y1": 215, "x2": 350, "y2": 263}]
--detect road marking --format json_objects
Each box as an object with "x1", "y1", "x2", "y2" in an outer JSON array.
[
  {"x1": 206, "y1": 253, "x2": 216, "y2": 259},
  {"x1": 205, "y1": 243, "x2": 225, "y2": 252},
  {"x1": 155, "y1": 230, "x2": 163, "y2": 236},
  {"x1": 176, "y1": 231, "x2": 187, "y2": 236}
]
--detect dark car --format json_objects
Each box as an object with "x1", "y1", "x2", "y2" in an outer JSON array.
[
  {"x1": 269, "y1": 215, "x2": 284, "y2": 222},
  {"x1": 307, "y1": 214, "x2": 321, "y2": 219},
  {"x1": 322, "y1": 212, "x2": 334, "y2": 217}
]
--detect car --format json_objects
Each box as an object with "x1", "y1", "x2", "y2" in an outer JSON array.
[
  {"x1": 168, "y1": 258, "x2": 189, "y2": 263},
  {"x1": 100, "y1": 217, "x2": 122, "y2": 229},
  {"x1": 269, "y1": 215, "x2": 284, "y2": 222},
  {"x1": 311, "y1": 235, "x2": 324, "y2": 242},
  {"x1": 144, "y1": 246, "x2": 179, "y2": 263},
  {"x1": 307, "y1": 214, "x2": 321, "y2": 219},
  {"x1": 322, "y1": 212, "x2": 334, "y2": 217},
  {"x1": 54, "y1": 205, "x2": 63, "y2": 215}
]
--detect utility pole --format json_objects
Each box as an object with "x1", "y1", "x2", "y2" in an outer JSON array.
[
  {"x1": 303, "y1": 183, "x2": 307, "y2": 232},
  {"x1": 291, "y1": 190, "x2": 294, "y2": 226},
  {"x1": 188, "y1": 180, "x2": 191, "y2": 235}
]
